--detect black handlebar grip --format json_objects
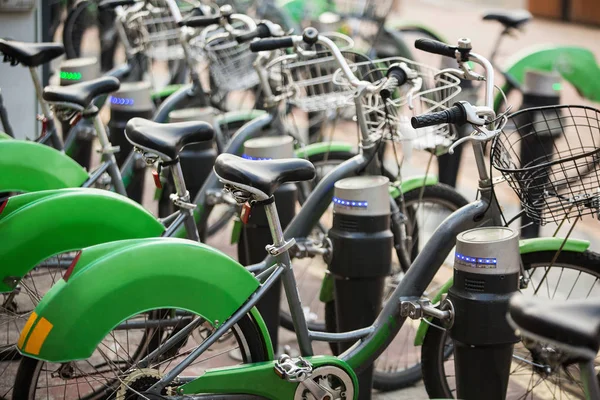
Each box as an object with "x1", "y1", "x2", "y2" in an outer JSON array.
[
  {"x1": 236, "y1": 23, "x2": 272, "y2": 43},
  {"x1": 414, "y1": 38, "x2": 457, "y2": 58},
  {"x1": 380, "y1": 65, "x2": 408, "y2": 99},
  {"x1": 387, "y1": 65, "x2": 408, "y2": 86},
  {"x1": 178, "y1": 15, "x2": 221, "y2": 28},
  {"x1": 411, "y1": 103, "x2": 468, "y2": 129},
  {"x1": 250, "y1": 36, "x2": 294, "y2": 52}
]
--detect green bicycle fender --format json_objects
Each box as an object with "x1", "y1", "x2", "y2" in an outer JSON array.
[
  {"x1": 388, "y1": 174, "x2": 439, "y2": 199},
  {"x1": 0, "y1": 131, "x2": 12, "y2": 140},
  {"x1": 18, "y1": 238, "x2": 265, "y2": 362},
  {"x1": 519, "y1": 237, "x2": 590, "y2": 254},
  {"x1": 180, "y1": 355, "x2": 358, "y2": 399},
  {"x1": 0, "y1": 189, "x2": 165, "y2": 293},
  {"x1": 318, "y1": 175, "x2": 440, "y2": 303},
  {"x1": 214, "y1": 109, "x2": 268, "y2": 127},
  {"x1": 294, "y1": 141, "x2": 354, "y2": 158},
  {"x1": 412, "y1": 236, "x2": 591, "y2": 346},
  {"x1": 150, "y1": 84, "x2": 184, "y2": 102},
  {"x1": 0, "y1": 189, "x2": 85, "y2": 221},
  {"x1": 0, "y1": 141, "x2": 88, "y2": 192},
  {"x1": 276, "y1": 0, "x2": 330, "y2": 25},
  {"x1": 387, "y1": 20, "x2": 448, "y2": 43},
  {"x1": 494, "y1": 46, "x2": 600, "y2": 111}
]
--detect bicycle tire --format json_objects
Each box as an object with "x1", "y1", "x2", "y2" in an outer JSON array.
[
  {"x1": 63, "y1": 1, "x2": 96, "y2": 59},
  {"x1": 324, "y1": 183, "x2": 468, "y2": 391},
  {"x1": 13, "y1": 311, "x2": 269, "y2": 398},
  {"x1": 421, "y1": 249, "x2": 600, "y2": 399}
]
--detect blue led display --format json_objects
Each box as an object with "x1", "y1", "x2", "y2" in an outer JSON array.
[
  {"x1": 241, "y1": 154, "x2": 273, "y2": 160},
  {"x1": 110, "y1": 96, "x2": 135, "y2": 106},
  {"x1": 332, "y1": 196, "x2": 368, "y2": 208},
  {"x1": 455, "y1": 252, "x2": 497, "y2": 265}
]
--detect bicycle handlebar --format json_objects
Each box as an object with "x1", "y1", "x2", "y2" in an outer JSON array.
[
  {"x1": 249, "y1": 36, "x2": 294, "y2": 51},
  {"x1": 411, "y1": 103, "x2": 468, "y2": 129},
  {"x1": 179, "y1": 15, "x2": 221, "y2": 28},
  {"x1": 251, "y1": 27, "x2": 385, "y2": 94},
  {"x1": 236, "y1": 23, "x2": 273, "y2": 43},
  {"x1": 414, "y1": 38, "x2": 457, "y2": 58}
]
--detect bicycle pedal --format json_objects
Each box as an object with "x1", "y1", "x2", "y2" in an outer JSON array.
[{"x1": 273, "y1": 354, "x2": 312, "y2": 382}]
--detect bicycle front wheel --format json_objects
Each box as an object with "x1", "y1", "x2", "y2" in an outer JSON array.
[{"x1": 421, "y1": 249, "x2": 600, "y2": 399}]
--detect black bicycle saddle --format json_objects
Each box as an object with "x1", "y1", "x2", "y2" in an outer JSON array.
[
  {"x1": 0, "y1": 39, "x2": 64, "y2": 67},
  {"x1": 508, "y1": 294, "x2": 600, "y2": 359},
  {"x1": 43, "y1": 76, "x2": 120, "y2": 109},
  {"x1": 125, "y1": 117, "x2": 214, "y2": 161},
  {"x1": 214, "y1": 153, "x2": 316, "y2": 197},
  {"x1": 482, "y1": 10, "x2": 532, "y2": 29}
]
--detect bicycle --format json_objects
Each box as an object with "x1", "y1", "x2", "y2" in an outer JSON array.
[
  {"x1": 12, "y1": 29, "x2": 600, "y2": 399},
  {"x1": 508, "y1": 294, "x2": 600, "y2": 399},
  {"x1": 402, "y1": 39, "x2": 600, "y2": 398}
]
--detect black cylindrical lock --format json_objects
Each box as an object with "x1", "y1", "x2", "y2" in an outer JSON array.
[
  {"x1": 518, "y1": 70, "x2": 561, "y2": 239},
  {"x1": 108, "y1": 82, "x2": 154, "y2": 203},
  {"x1": 238, "y1": 136, "x2": 297, "y2": 352},
  {"x1": 328, "y1": 176, "x2": 392, "y2": 400},
  {"x1": 449, "y1": 227, "x2": 520, "y2": 400},
  {"x1": 59, "y1": 58, "x2": 99, "y2": 169}
]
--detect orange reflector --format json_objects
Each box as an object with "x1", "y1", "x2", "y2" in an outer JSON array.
[
  {"x1": 152, "y1": 170, "x2": 162, "y2": 189},
  {"x1": 24, "y1": 317, "x2": 53, "y2": 356},
  {"x1": 17, "y1": 312, "x2": 37, "y2": 350}
]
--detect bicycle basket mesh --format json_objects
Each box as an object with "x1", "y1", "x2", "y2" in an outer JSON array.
[
  {"x1": 125, "y1": 0, "x2": 196, "y2": 61},
  {"x1": 491, "y1": 105, "x2": 600, "y2": 225},
  {"x1": 202, "y1": 28, "x2": 259, "y2": 92},
  {"x1": 266, "y1": 42, "x2": 363, "y2": 113},
  {"x1": 334, "y1": 57, "x2": 461, "y2": 151}
]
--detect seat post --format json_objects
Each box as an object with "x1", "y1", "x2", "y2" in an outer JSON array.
[
  {"x1": 29, "y1": 67, "x2": 63, "y2": 149},
  {"x1": 92, "y1": 115, "x2": 127, "y2": 196},
  {"x1": 170, "y1": 161, "x2": 200, "y2": 242},
  {"x1": 29, "y1": 67, "x2": 51, "y2": 117},
  {"x1": 263, "y1": 202, "x2": 286, "y2": 248}
]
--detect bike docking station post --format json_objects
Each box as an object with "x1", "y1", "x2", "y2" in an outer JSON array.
[
  {"x1": 327, "y1": 176, "x2": 393, "y2": 400},
  {"x1": 449, "y1": 227, "x2": 520, "y2": 400},
  {"x1": 519, "y1": 69, "x2": 562, "y2": 239},
  {"x1": 59, "y1": 57, "x2": 99, "y2": 169},
  {"x1": 237, "y1": 136, "x2": 297, "y2": 352},
  {"x1": 167, "y1": 108, "x2": 218, "y2": 214},
  {"x1": 108, "y1": 81, "x2": 154, "y2": 203}
]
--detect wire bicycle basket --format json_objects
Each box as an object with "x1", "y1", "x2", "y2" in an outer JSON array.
[
  {"x1": 197, "y1": 23, "x2": 261, "y2": 92},
  {"x1": 123, "y1": 0, "x2": 200, "y2": 61},
  {"x1": 333, "y1": 57, "x2": 462, "y2": 152},
  {"x1": 492, "y1": 105, "x2": 600, "y2": 225},
  {"x1": 265, "y1": 33, "x2": 356, "y2": 112}
]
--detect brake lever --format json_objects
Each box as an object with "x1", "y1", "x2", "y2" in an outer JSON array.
[
  {"x1": 434, "y1": 68, "x2": 465, "y2": 80},
  {"x1": 406, "y1": 77, "x2": 423, "y2": 110},
  {"x1": 448, "y1": 126, "x2": 499, "y2": 154}
]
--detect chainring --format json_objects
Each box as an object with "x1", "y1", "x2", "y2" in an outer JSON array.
[{"x1": 293, "y1": 365, "x2": 354, "y2": 400}]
